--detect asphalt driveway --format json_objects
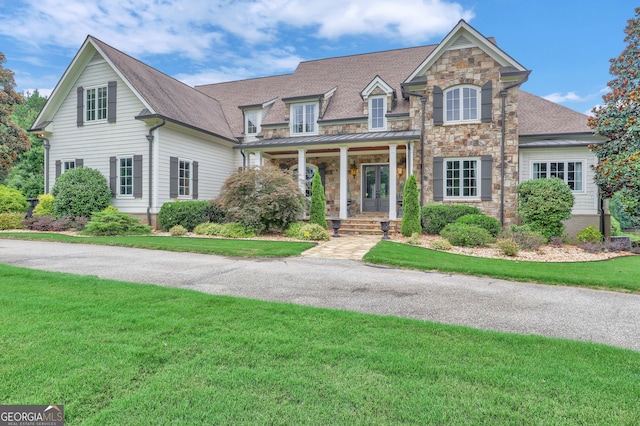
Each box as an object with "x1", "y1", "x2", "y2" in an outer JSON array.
[{"x1": 1, "y1": 239, "x2": 639, "y2": 351}]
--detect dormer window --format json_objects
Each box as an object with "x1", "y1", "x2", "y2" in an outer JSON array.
[
  {"x1": 445, "y1": 85, "x2": 479, "y2": 123},
  {"x1": 291, "y1": 102, "x2": 317, "y2": 135},
  {"x1": 245, "y1": 110, "x2": 261, "y2": 136},
  {"x1": 369, "y1": 96, "x2": 387, "y2": 131}
]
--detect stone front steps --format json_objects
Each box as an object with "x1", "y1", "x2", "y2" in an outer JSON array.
[{"x1": 329, "y1": 216, "x2": 402, "y2": 236}]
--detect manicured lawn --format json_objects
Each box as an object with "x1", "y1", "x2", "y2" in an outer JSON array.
[
  {"x1": 0, "y1": 232, "x2": 315, "y2": 258},
  {"x1": 363, "y1": 241, "x2": 640, "y2": 293},
  {"x1": 1, "y1": 264, "x2": 638, "y2": 425}
]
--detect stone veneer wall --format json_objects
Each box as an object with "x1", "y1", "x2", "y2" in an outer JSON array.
[{"x1": 410, "y1": 47, "x2": 520, "y2": 227}]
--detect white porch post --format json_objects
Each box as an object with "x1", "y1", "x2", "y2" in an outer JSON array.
[
  {"x1": 339, "y1": 146, "x2": 348, "y2": 219},
  {"x1": 254, "y1": 151, "x2": 263, "y2": 167},
  {"x1": 297, "y1": 149, "x2": 306, "y2": 194},
  {"x1": 389, "y1": 143, "x2": 397, "y2": 220}
]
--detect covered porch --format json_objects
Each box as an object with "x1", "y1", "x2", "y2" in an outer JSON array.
[{"x1": 238, "y1": 131, "x2": 419, "y2": 220}]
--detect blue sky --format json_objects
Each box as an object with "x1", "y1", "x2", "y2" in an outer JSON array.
[{"x1": 0, "y1": 0, "x2": 633, "y2": 115}]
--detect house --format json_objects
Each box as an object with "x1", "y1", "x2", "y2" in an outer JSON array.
[{"x1": 30, "y1": 20, "x2": 606, "y2": 236}]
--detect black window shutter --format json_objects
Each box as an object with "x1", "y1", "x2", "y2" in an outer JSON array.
[
  {"x1": 481, "y1": 81, "x2": 493, "y2": 123},
  {"x1": 319, "y1": 163, "x2": 326, "y2": 190},
  {"x1": 107, "y1": 81, "x2": 117, "y2": 123},
  {"x1": 75, "y1": 158, "x2": 83, "y2": 168},
  {"x1": 77, "y1": 87, "x2": 84, "y2": 126},
  {"x1": 133, "y1": 155, "x2": 143, "y2": 198},
  {"x1": 192, "y1": 161, "x2": 199, "y2": 200},
  {"x1": 169, "y1": 157, "x2": 179, "y2": 198},
  {"x1": 433, "y1": 157, "x2": 444, "y2": 201},
  {"x1": 55, "y1": 160, "x2": 61, "y2": 178},
  {"x1": 432, "y1": 86, "x2": 443, "y2": 126},
  {"x1": 480, "y1": 155, "x2": 493, "y2": 201},
  {"x1": 109, "y1": 156, "x2": 117, "y2": 196}
]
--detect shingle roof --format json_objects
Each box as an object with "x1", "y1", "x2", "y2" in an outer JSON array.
[
  {"x1": 518, "y1": 91, "x2": 592, "y2": 136},
  {"x1": 91, "y1": 37, "x2": 236, "y2": 142}
]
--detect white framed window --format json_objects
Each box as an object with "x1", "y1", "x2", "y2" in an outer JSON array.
[
  {"x1": 179, "y1": 160, "x2": 191, "y2": 196},
  {"x1": 445, "y1": 158, "x2": 479, "y2": 198},
  {"x1": 119, "y1": 157, "x2": 133, "y2": 196},
  {"x1": 63, "y1": 160, "x2": 76, "y2": 173},
  {"x1": 532, "y1": 161, "x2": 584, "y2": 191},
  {"x1": 290, "y1": 164, "x2": 318, "y2": 198},
  {"x1": 86, "y1": 85, "x2": 108, "y2": 122},
  {"x1": 369, "y1": 96, "x2": 387, "y2": 131},
  {"x1": 291, "y1": 103, "x2": 318, "y2": 135},
  {"x1": 445, "y1": 85, "x2": 479, "y2": 123},
  {"x1": 245, "y1": 110, "x2": 261, "y2": 136}
]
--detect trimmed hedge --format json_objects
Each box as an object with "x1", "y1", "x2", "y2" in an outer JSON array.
[
  {"x1": 455, "y1": 214, "x2": 502, "y2": 237},
  {"x1": 421, "y1": 204, "x2": 480, "y2": 234},
  {"x1": 51, "y1": 167, "x2": 111, "y2": 218},
  {"x1": 158, "y1": 201, "x2": 224, "y2": 231},
  {"x1": 440, "y1": 223, "x2": 494, "y2": 247}
]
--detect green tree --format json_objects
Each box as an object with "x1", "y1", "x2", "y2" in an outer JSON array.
[
  {"x1": 5, "y1": 90, "x2": 47, "y2": 197},
  {"x1": 401, "y1": 174, "x2": 421, "y2": 236},
  {"x1": 516, "y1": 178, "x2": 574, "y2": 240},
  {"x1": 588, "y1": 7, "x2": 640, "y2": 224},
  {"x1": 309, "y1": 171, "x2": 327, "y2": 228},
  {"x1": 0, "y1": 52, "x2": 31, "y2": 182}
]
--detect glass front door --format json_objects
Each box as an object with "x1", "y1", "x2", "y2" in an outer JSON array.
[{"x1": 362, "y1": 164, "x2": 389, "y2": 212}]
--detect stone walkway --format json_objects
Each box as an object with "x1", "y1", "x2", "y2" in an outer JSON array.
[{"x1": 300, "y1": 235, "x2": 383, "y2": 260}]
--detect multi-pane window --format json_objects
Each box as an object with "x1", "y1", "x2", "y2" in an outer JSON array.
[
  {"x1": 179, "y1": 160, "x2": 191, "y2": 196},
  {"x1": 370, "y1": 96, "x2": 386, "y2": 130},
  {"x1": 245, "y1": 110, "x2": 260, "y2": 135},
  {"x1": 446, "y1": 159, "x2": 478, "y2": 197},
  {"x1": 445, "y1": 86, "x2": 479, "y2": 122},
  {"x1": 119, "y1": 157, "x2": 133, "y2": 196},
  {"x1": 291, "y1": 103, "x2": 317, "y2": 134},
  {"x1": 63, "y1": 160, "x2": 76, "y2": 173},
  {"x1": 86, "y1": 86, "x2": 108, "y2": 121},
  {"x1": 532, "y1": 161, "x2": 583, "y2": 191}
]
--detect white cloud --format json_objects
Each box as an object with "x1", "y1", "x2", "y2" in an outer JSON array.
[{"x1": 542, "y1": 91, "x2": 586, "y2": 103}]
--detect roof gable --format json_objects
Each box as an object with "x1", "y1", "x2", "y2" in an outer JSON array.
[
  {"x1": 361, "y1": 75, "x2": 394, "y2": 99},
  {"x1": 405, "y1": 19, "x2": 527, "y2": 83}
]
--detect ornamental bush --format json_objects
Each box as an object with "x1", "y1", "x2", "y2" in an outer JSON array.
[
  {"x1": 401, "y1": 175, "x2": 421, "y2": 237},
  {"x1": 284, "y1": 222, "x2": 329, "y2": 241},
  {"x1": 169, "y1": 224, "x2": 188, "y2": 236},
  {"x1": 158, "y1": 200, "x2": 223, "y2": 231},
  {"x1": 577, "y1": 225, "x2": 603, "y2": 244},
  {"x1": 455, "y1": 214, "x2": 502, "y2": 237},
  {"x1": 217, "y1": 165, "x2": 306, "y2": 235},
  {"x1": 421, "y1": 204, "x2": 480, "y2": 234},
  {"x1": 496, "y1": 238, "x2": 520, "y2": 257},
  {"x1": 0, "y1": 212, "x2": 25, "y2": 230},
  {"x1": 51, "y1": 167, "x2": 111, "y2": 218},
  {"x1": 0, "y1": 185, "x2": 28, "y2": 213},
  {"x1": 193, "y1": 222, "x2": 224, "y2": 236},
  {"x1": 439, "y1": 223, "x2": 494, "y2": 247},
  {"x1": 309, "y1": 171, "x2": 327, "y2": 229},
  {"x1": 83, "y1": 207, "x2": 151, "y2": 236},
  {"x1": 33, "y1": 193, "x2": 55, "y2": 216},
  {"x1": 500, "y1": 225, "x2": 546, "y2": 251},
  {"x1": 516, "y1": 178, "x2": 574, "y2": 241},
  {"x1": 23, "y1": 215, "x2": 88, "y2": 231}
]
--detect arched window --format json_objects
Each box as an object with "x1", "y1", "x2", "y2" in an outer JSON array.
[{"x1": 444, "y1": 85, "x2": 480, "y2": 122}]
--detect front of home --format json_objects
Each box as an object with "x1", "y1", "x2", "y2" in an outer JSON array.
[{"x1": 30, "y1": 20, "x2": 605, "y2": 236}]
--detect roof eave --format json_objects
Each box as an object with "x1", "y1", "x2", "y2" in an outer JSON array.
[{"x1": 135, "y1": 113, "x2": 239, "y2": 144}]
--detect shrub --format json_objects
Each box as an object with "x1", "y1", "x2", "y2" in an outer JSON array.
[
  {"x1": 421, "y1": 204, "x2": 480, "y2": 234},
  {"x1": 430, "y1": 238, "x2": 453, "y2": 251},
  {"x1": 51, "y1": 167, "x2": 111, "y2": 218},
  {"x1": 401, "y1": 175, "x2": 421, "y2": 237},
  {"x1": 193, "y1": 222, "x2": 224, "y2": 236},
  {"x1": 284, "y1": 222, "x2": 305, "y2": 238},
  {"x1": 33, "y1": 194, "x2": 55, "y2": 216},
  {"x1": 169, "y1": 224, "x2": 188, "y2": 236},
  {"x1": 284, "y1": 222, "x2": 329, "y2": 241},
  {"x1": 309, "y1": 171, "x2": 327, "y2": 229},
  {"x1": 0, "y1": 185, "x2": 28, "y2": 213},
  {"x1": 406, "y1": 232, "x2": 422, "y2": 246},
  {"x1": 83, "y1": 208, "x2": 151, "y2": 236},
  {"x1": 0, "y1": 212, "x2": 25, "y2": 230},
  {"x1": 516, "y1": 178, "x2": 574, "y2": 240},
  {"x1": 22, "y1": 215, "x2": 88, "y2": 232},
  {"x1": 158, "y1": 200, "x2": 223, "y2": 231},
  {"x1": 610, "y1": 215, "x2": 622, "y2": 236},
  {"x1": 217, "y1": 165, "x2": 306, "y2": 235},
  {"x1": 550, "y1": 237, "x2": 564, "y2": 248},
  {"x1": 455, "y1": 214, "x2": 502, "y2": 237},
  {"x1": 440, "y1": 223, "x2": 494, "y2": 247},
  {"x1": 496, "y1": 238, "x2": 520, "y2": 257},
  {"x1": 500, "y1": 226, "x2": 546, "y2": 251},
  {"x1": 217, "y1": 222, "x2": 257, "y2": 239},
  {"x1": 579, "y1": 242, "x2": 603, "y2": 254},
  {"x1": 577, "y1": 225, "x2": 603, "y2": 244}
]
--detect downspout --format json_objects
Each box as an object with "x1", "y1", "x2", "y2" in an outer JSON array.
[
  {"x1": 42, "y1": 137, "x2": 50, "y2": 193},
  {"x1": 403, "y1": 90, "x2": 427, "y2": 207},
  {"x1": 240, "y1": 149, "x2": 246, "y2": 170},
  {"x1": 146, "y1": 119, "x2": 166, "y2": 226}
]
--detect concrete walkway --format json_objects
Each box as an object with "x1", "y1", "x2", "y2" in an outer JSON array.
[{"x1": 300, "y1": 235, "x2": 382, "y2": 260}]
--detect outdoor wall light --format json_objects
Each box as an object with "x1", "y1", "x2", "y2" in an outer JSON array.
[{"x1": 350, "y1": 162, "x2": 357, "y2": 177}]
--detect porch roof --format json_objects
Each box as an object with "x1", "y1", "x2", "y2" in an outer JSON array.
[{"x1": 235, "y1": 130, "x2": 420, "y2": 150}]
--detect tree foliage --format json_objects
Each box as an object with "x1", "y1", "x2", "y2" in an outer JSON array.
[
  {"x1": 0, "y1": 52, "x2": 31, "y2": 182},
  {"x1": 309, "y1": 171, "x2": 327, "y2": 229},
  {"x1": 588, "y1": 7, "x2": 640, "y2": 223},
  {"x1": 401, "y1": 175, "x2": 421, "y2": 236}
]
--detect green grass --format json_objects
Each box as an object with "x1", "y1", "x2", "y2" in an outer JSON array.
[
  {"x1": 363, "y1": 241, "x2": 640, "y2": 293},
  {"x1": 1, "y1": 264, "x2": 638, "y2": 425},
  {"x1": 0, "y1": 232, "x2": 315, "y2": 257}
]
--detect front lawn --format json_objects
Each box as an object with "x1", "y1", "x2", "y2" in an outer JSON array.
[
  {"x1": 1, "y1": 264, "x2": 639, "y2": 424},
  {"x1": 0, "y1": 232, "x2": 314, "y2": 258},
  {"x1": 363, "y1": 241, "x2": 640, "y2": 293}
]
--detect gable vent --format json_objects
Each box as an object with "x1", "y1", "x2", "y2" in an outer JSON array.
[{"x1": 448, "y1": 35, "x2": 474, "y2": 50}]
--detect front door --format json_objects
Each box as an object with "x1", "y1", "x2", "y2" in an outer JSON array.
[{"x1": 362, "y1": 164, "x2": 389, "y2": 212}]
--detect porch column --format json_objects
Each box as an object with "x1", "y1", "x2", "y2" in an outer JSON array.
[
  {"x1": 297, "y1": 149, "x2": 306, "y2": 194},
  {"x1": 254, "y1": 151, "x2": 263, "y2": 167},
  {"x1": 389, "y1": 143, "x2": 397, "y2": 220},
  {"x1": 339, "y1": 146, "x2": 348, "y2": 219}
]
